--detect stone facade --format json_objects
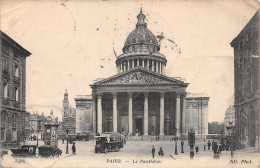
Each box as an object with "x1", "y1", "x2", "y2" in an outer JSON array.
[
  {"x1": 29, "y1": 112, "x2": 46, "y2": 140},
  {"x1": 1, "y1": 31, "x2": 31, "y2": 148},
  {"x1": 90, "y1": 10, "x2": 189, "y2": 137},
  {"x1": 185, "y1": 94, "x2": 209, "y2": 138},
  {"x1": 224, "y1": 106, "x2": 235, "y2": 135},
  {"x1": 230, "y1": 9, "x2": 260, "y2": 147},
  {"x1": 74, "y1": 95, "x2": 93, "y2": 134}
]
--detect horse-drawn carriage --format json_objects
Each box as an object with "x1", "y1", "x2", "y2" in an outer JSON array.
[
  {"x1": 38, "y1": 145, "x2": 62, "y2": 157},
  {"x1": 11, "y1": 145, "x2": 37, "y2": 157}
]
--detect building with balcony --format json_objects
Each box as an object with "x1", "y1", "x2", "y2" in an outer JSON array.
[
  {"x1": 230, "y1": 9, "x2": 260, "y2": 147},
  {"x1": 0, "y1": 30, "x2": 31, "y2": 148},
  {"x1": 29, "y1": 111, "x2": 46, "y2": 140}
]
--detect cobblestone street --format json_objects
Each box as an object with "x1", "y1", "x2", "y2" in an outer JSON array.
[{"x1": 1, "y1": 139, "x2": 259, "y2": 168}]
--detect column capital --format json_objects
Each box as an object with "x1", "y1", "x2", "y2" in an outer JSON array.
[
  {"x1": 91, "y1": 93, "x2": 96, "y2": 99},
  {"x1": 143, "y1": 92, "x2": 149, "y2": 98},
  {"x1": 127, "y1": 92, "x2": 133, "y2": 98},
  {"x1": 112, "y1": 92, "x2": 117, "y2": 98},
  {"x1": 97, "y1": 92, "x2": 103, "y2": 98},
  {"x1": 160, "y1": 92, "x2": 165, "y2": 98},
  {"x1": 176, "y1": 92, "x2": 181, "y2": 98}
]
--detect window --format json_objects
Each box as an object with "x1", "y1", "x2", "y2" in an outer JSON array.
[
  {"x1": 1, "y1": 112, "x2": 7, "y2": 141},
  {"x1": 250, "y1": 75, "x2": 253, "y2": 93},
  {"x1": 2, "y1": 58, "x2": 9, "y2": 71},
  {"x1": 12, "y1": 114, "x2": 18, "y2": 128},
  {"x1": 14, "y1": 65, "x2": 19, "y2": 77},
  {"x1": 15, "y1": 87, "x2": 19, "y2": 101},
  {"x1": 25, "y1": 116, "x2": 29, "y2": 128},
  {"x1": 11, "y1": 114, "x2": 18, "y2": 141},
  {"x1": 3, "y1": 83, "x2": 8, "y2": 98}
]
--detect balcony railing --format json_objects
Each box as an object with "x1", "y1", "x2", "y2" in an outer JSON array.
[
  {"x1": 2, "y1": 97, "x2": 9, "y2": 105},
  {"x1": 13, "y1": 76, "x2": 20, "y2": 84},
  {"x1": 2, "y1": 70, "x2": 9, "y2": 78},
  {"x1": 14, "y1": 101, "x2": 20, "y2": 108}
]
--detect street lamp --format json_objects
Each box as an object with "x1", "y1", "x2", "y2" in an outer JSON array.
[
  {"x1": 66, "y1": 129, "x2": 69, "y2": 154},
  {"x1": 36, "y1": 130, "x2": 39, "y2": 148},
  {"x1": 226, "y1": 121, "x2": 234, "y2": 158},
  {"x1": 174, "y1": 128, "x2": 178, "y2": 155}
]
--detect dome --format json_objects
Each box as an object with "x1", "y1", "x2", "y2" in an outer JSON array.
[
  {"x1": 122, "y1": 9, "x2": 160, "y2": 54},
  {"x1": 116, "y1": 9, "x2": 167, "y2": 75},
  {"x1": 124, "y1": 27, "x2": 159, "y2": 47}
]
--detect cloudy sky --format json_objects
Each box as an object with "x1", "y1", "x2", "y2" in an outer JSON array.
[{"x1": 1, "y1": 0, "x2": 259, "y2": 122}]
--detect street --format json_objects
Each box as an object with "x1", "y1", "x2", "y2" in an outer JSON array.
[{"x1": 1, "y1": 139, "x2": 259, "y2": 168}]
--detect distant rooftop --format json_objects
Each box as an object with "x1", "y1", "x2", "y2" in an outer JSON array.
[
  {"x1": 186, "y1": 93, "x2": 209, "y2": 98},
  {"x1": 75, "y1": 95, "x2": 92, "y2": 100}
]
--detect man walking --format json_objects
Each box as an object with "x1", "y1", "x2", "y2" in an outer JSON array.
[
  {"x1": 152, "y1": 146, "x2": 155, "y2": 158},
  {"x1": 72, "y1": 142, "x2": 76, "y2": 155},
  {"x1": 207, "y1": 140, "x2": 211, "y2": 150}
]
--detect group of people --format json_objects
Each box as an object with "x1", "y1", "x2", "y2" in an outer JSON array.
[
  {"x1": 207, "y1": 139, "x2": 230, "y2": 154},
  {"x1": 151, "y1": 146, "x2": 164, "y2": 158}
]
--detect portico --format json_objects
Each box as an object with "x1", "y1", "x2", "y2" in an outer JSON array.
[{"x1": 91, "y1": 69, "x2": 188, "y2": 136}]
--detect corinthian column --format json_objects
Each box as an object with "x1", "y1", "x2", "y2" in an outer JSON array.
[
  {"x1": 91, "y1": 93, "x2": 97, "y2": 134},
  {"x1": 160, "y1": 92, "x2": 165, "y2": 136},
  {"x1": 112, "y1": 92, "x2": 117, "y2": 132},
  {"x1": 97, "y1": 93, "x2": 103, "y2": 133},
  {"x1": 175, "y1": 93, "x2": 181, "y2": 136},
  {"x1": 144, "y1": 92, "x2": 149, "y2": 135},
  {"x1": 182, "y1": 96, "x2": 186, "y2": 134},
  {"x1": 128, "y1": 92, "x2": 133, "y2": 135},
  {"x1": 152, "y1": 60, "x2": 155, "y2": 72}
]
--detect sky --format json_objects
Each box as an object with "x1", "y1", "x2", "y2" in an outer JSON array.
[{"x1": 1, "y1": 0, "x2": 259, "y2": 122}]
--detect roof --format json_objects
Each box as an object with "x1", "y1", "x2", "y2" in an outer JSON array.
[
  {"x1": 1, "y1": 30, "x2": 31, "y2": 56},
  {"x1": 230, "y1": 9, "x2": 260, "y2": 46},
  {"x1": 91, "y1": 67, "x2": 188, "y2": 87},
  {"x1": 74, "y1": 95, "x2": 93, "y2": 101},
  {"x1": 95, "y1": 132, "x2": 122, "y2": 138}
]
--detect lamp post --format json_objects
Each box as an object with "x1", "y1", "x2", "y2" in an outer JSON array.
[
  {"x1": 36, "y1": 130, "x2": 39, "y2": 148},
  {"x1": 226, "y1": 122, "x2": 234, "y2": 158},
  {"x1": 174, "y1": 128, "x2": 178, "y2": 155},
  {"x1": 66, "y1": 129, "x2": 69, "y2": 154}
]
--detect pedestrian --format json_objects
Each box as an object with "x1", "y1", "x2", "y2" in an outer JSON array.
[
  {"x1": 181, "y1": 140, "x2": 184, "y2": 153},
  {"x1": 124, "y1": 138, "x2": 126, "y2": 144},
  {"x1": 195, "y1": 145, "x2": 199, "y2": 154},
  {"x1": 72, "y1": 142, "x2": 76, "y2": 154},
  {"x1": 204, "y1": 145, "x2": 206, "y2": 151},
  {"x1": 141, "y1": 136, "x2": 144, "y2": 141},
  {"x1": 158, "y1": 147, "x2": 164, "y2": 157},
  {"x1": 207, "y1": 140, "x2": 211, "y2": 150},
  {"x1": 62, "y1": 138, "x2": 64, "y2": 144},
  {"x1": 212, "y1": 140, "x2": 215, "y2": 151},
  {"x1": 152, "y1": 146, "x2": 155, "y2": 158},
  {"x1": 213, "y1": 141, "x2": 218, "y2": 154}
]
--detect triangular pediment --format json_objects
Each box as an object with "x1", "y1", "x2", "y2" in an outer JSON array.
[{"x1": 93, "y1": 68, "x2": 185, "y2": 86}]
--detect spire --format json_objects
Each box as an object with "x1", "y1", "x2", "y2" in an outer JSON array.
[{"x1": 136, "y1": 8, "x2": 147, "y2": 27}]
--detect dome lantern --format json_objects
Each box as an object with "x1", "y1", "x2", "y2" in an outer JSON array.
[{"x1": 136, "y1": 8, "x2": 147, "y2": 27}]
